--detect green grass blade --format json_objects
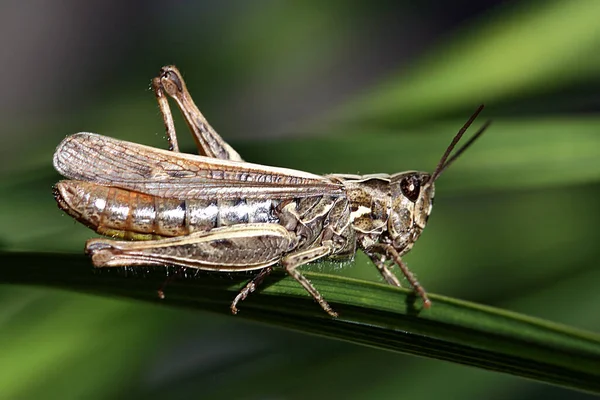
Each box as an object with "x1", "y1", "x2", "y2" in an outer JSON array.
[
  {"x1": 335, "y1": 0, "x2": 600, "y2": 124},
  {"x1": 3, "y1": 251, "x2": 599, "y2": 393}
]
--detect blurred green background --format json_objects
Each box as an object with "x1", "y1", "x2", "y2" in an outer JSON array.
[{"x1": 1, "y1": 0, "x2": 600, "y2": 398}]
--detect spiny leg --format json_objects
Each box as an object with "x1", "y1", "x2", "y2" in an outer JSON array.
[
  {"x1": 152, "y1": 77, "x2": 180, "y2": 152},
  {"x1": 281, "y1": 246, "x2": 337, "y2": 317},
  {"x1": 372, "y1": 244, "x2": 431, "y2": 308},
  {"x1": 155, "y1": 66, "x2": 243, "y2": 161},
  {"x1": 366, "y1": 251, "x2": 402, "y2": 287},
  {"x1": 231, "y1": 267, "x2": 273, "y2": 314}
]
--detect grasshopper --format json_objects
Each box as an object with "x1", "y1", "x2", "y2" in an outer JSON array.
[{"x1": 53, "y1": 66, "x2": 489, "y2": 317}]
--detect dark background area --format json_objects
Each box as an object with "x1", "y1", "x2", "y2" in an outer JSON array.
[{"x1": 1, "y1": 1, "x2": 599, "y2": 398}]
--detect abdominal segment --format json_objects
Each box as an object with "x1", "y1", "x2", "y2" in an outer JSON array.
[{"x1": 54, "y1": 180, "x2": 279, "y2": 240}]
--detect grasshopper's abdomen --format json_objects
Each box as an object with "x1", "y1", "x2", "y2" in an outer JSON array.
[{"x1": 54, "y1": 180, "x2": 279, "y2": 240}]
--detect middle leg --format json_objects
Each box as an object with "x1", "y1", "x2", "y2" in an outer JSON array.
[
  {"x1": 281, "y1": 245, "x2": 337, "y2": 317},
  {"x1": 231, "y1": 266, "x2": 273, "y2": 314}
]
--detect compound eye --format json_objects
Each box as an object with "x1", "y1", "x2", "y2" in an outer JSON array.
[{"x1": 400, "y1": 176, "x2": 421, "y2": 202}]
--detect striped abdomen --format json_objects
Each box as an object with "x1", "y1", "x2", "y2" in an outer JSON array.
[{"x1": 54, "y1": 180, "x2": 279, "y2": 240}]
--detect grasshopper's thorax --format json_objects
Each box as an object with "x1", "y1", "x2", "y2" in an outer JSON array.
[{"x1": 335, "y1": 172, "x2": 435, "y2": 255}]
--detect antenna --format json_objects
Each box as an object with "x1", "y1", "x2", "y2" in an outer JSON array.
[{"x1": 429, "y1": 105, "x2": 490, "y2": 183}]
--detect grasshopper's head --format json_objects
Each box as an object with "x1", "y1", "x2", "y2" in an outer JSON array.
[
  {"x1": 388, "y1": 171, "x2": 434, "y2": 253},
  {"x1": 386, "y1": 106, "x2": 490, "y2": 254}
]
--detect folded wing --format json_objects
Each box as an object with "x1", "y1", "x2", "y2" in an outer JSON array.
[{"x1": 53, "y1": 133, "x2": 343, "y2": 200}]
